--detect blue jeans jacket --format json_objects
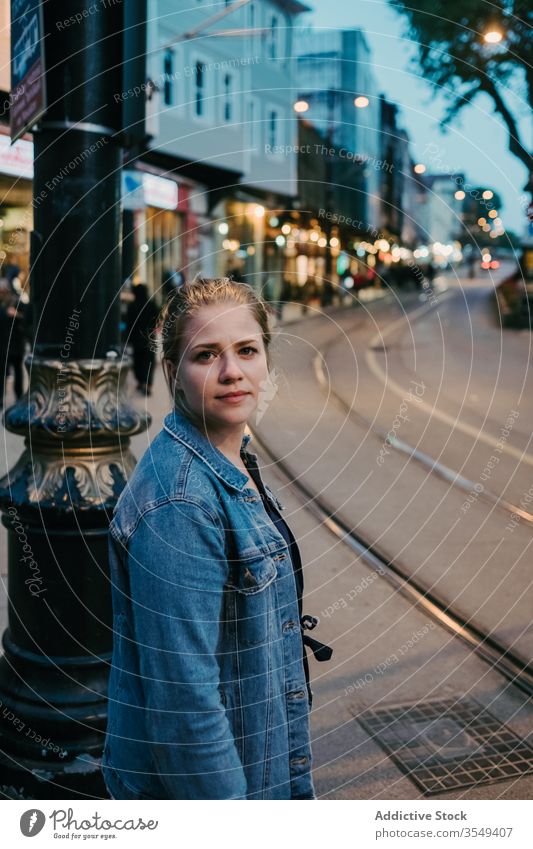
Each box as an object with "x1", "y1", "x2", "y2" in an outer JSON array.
[{"x1": 101, "y1": 409, "x2": 316, "y2": 800}]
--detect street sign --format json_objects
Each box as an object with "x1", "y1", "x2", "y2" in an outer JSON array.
[
  {"x1": 121, "y1": 170, "x2": 179, "y2": 210},
  {"x1": 10, "y1": 0, "x2": 47, "y2": 142}
]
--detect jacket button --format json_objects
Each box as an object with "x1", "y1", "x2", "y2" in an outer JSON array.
[
  {"x1": 282, "y1": 620, "x2": 298, "y2": 632},
  {"x1": 287, "y1": 689, "x2": 306, "y2": 700}
]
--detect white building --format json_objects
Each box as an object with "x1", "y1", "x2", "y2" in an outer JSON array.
[{"x1": 139, "y1": 0, "x2": 308, "y2": 285}]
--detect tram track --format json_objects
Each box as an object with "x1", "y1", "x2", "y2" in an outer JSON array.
[
  {"x1": 251, "y1": 425, "x2": 533, "y2": 698},
  {"x1": 314, "y1": 352, "x2": 533, "y2": 528},
  {"x1": 314, "y1": 288, "x2": 533, "y2": 527},
  {"x1": 251, "y1": 291, "x2": 533, "y2": 700}
]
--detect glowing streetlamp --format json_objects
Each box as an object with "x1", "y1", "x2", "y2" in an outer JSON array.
[
  {"x1": 293, "y1": 100, "x2": 310, "y2": 113},
  {"x1": 483, "y1": 29, "x2": 503, "y2": 44},
  {"x1": 354, "y1": 96, "x2": 369, "y2": 109}
]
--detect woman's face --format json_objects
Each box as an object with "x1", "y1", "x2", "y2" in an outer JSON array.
[{"x1": 169, "y1": 302, "x2": 269, "y2": 434}]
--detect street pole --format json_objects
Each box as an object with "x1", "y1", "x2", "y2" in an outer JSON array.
[{"x1": 0, "y1": 1, "x2": 149, "y2": 798}]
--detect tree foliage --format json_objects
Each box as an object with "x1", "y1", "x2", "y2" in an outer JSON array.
[{"x1": 388, "y1": 0, "x2": 532, "y2": 186}]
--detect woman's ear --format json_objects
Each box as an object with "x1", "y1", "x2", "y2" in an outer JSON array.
[{"x1": 163, "y1": 359, "x2": 180, "y2": 391}]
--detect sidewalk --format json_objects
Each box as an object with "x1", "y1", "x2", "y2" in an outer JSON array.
[{"x1": 1, "y1": 279, "x2": 531, "y2": 799}]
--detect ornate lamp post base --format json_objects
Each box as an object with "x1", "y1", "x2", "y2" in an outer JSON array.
[{"x1": 0, "y1": 355, "x2": 150, "y2": 799}]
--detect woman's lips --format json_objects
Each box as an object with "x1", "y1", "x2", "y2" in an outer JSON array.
[{"x1": 216, "y1": 391, "x2": 250, "y2": 403}]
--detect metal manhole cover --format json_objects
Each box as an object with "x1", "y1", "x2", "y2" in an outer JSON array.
[{"x1": 358, "y1": 698, "x2": 533, "y2": 795}]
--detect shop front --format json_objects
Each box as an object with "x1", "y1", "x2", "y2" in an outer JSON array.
[
  {"x1": 0, "y1": 129, "x2": 33, "y2": 294},
  {"x1": 211, "y1": 198, "x2": 337, "y2": 308},
  {"x1": 121, "y1": 167, "x2": 185, "y2": 304}
]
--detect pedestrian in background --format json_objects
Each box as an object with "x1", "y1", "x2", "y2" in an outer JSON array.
[
  {"x1": 102, "y1": 276, "x2": 331, "y2": 800},
  {"x1": 0, "y1": 280, "x2": 12, "y2": 408},
  {"x1": 7, "y1": 295, "x2": 28, "y2": 400},
  {"x1": 0, "y1": 280, "x2": 27, "y2": 405},
  {"x1": 126, "y1": 283, "x2": 159, "y2": 397}
]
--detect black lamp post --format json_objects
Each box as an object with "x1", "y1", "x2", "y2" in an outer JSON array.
[{"x1": 0, "y1": 1, "x2": 149, "y2": 799}]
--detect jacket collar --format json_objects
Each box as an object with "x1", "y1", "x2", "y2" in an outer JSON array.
[{"x1": 163, "y1": 409, "x2": 255, "y2": 492}]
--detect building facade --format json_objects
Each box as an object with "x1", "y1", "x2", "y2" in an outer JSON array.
[
  {"x1": 295, "y1": 28, "x2": 382, "y2": 228},
  {"x1": 138, "y1": 0, "x2": 308, "y2": 294}
]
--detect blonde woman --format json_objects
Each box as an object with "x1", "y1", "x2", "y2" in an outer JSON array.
[{"x1": 102, "y1": 277, "x2": 331, "y2": 800}]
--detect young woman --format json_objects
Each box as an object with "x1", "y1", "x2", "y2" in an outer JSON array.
[{"x1": 101, "y1": 277, "x2": 331, "y2": 800}]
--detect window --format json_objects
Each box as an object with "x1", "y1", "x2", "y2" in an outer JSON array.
[
  {"x1": 269, "y1": 110, "x2": 277, "y2": 148},
  {"x1": 270, "y1": 16, "x2": 278, "y2": 59},
  {"x1": 195, "y1": 61, "x2": 204, "y2": 116},
  {"x1": 163, "y1": 50, "x2": 173, "y2": 106},
  {"x1": 249, "y1": 2, "x2": 255, "y2": 46},
  {"x1": 224, "y1": 74, "x2": 232, "y2": 122},
  {"x1": 248, "y1": 100, "x2": 256, "y2": 151}
]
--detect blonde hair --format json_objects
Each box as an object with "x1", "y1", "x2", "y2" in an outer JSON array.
[{"x1": 154, "y1": 276, "x2": 274, "y2": 424}]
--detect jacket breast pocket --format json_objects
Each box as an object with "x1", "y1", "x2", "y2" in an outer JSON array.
[{"x1": 227, "y1": 556, "x2": 278, "y2": 647}]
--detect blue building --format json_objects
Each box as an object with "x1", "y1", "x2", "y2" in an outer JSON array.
[{"x1": 295, "y1": 28, "x2": 382, "y2": 228}]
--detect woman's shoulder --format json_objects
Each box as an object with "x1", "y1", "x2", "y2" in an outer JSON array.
[{"x1": 110, "y1": 428, "x2": 224, "y2": 542}]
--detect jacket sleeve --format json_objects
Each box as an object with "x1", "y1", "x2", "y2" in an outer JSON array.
[{"x1": 127, "y1": 498, "x2": 247, "y2": 800}]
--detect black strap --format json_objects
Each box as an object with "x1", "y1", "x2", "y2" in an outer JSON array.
[{"x1": 302, "y1": 633, "x2": 333, "y2": 662}]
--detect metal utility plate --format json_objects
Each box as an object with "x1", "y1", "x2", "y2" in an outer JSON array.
[{"x1": 358, "y1": 698, "x2": 533, "y2": 794}]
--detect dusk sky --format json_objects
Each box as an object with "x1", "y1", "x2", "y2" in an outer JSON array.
[{"x1": 305, "y1": 0, "x2": 531, "y2": 236}]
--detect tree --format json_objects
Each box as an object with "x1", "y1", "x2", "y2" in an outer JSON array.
[{"x1": 388, "y1": 1, "x2": 533, "y2": 200}]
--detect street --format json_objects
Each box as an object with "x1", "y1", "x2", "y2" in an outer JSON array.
[
  {"x1": 2, "y1": 268, "x2": 531, "y2": 799},
  {"x1": 1, "y1": 0, "x2": 532, "y2": 813}
]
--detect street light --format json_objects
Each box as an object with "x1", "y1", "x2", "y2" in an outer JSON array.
[
  {"x1": 354, "y1": 96, "x2": 369, "y2": 109},
  {"x1": 294, "y1": 100, "x2": 310, "y2": 113},
  {"x1": 483, "y1": 29, "x2": 503, "y2": 44}
]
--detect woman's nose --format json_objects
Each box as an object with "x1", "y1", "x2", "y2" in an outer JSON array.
[{"x1": 218, "y1": 352, "x2": 244, "y2": 380}]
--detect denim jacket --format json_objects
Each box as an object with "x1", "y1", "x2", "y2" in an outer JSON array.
[{"x1": 101, "y1": 409, "x2": 322, "y2": 800}]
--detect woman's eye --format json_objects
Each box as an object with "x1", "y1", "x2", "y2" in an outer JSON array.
[{"x1": 195, "y1": 346, "x2": 258, "y2": 361}]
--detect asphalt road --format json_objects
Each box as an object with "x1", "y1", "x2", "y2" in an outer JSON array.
[{"x1": 251, "y1": 269, "x2": 533, "y2": 667}]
